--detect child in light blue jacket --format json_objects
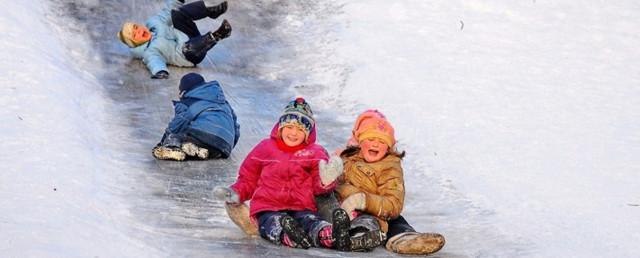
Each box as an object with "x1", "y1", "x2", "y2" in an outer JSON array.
[{"x1": 117, "y1": 0, "x2": 231, "y2": 79}]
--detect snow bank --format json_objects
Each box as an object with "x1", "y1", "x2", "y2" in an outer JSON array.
[{"x1": 0, "y1": 1, "x2": 156, "y2": 256}]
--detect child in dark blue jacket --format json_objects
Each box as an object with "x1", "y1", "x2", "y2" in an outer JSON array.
[{"x1": 153, "y1": 73, "x2": 240, "y2": 160}]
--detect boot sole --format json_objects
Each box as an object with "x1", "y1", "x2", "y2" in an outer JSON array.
[
  {"x1": 332, "y1": 209, "x2": 351, "y2": 251},
  {"x1": 153, "y1": 146, "x2": 186, "y2": 161},
  {"x1": 181, "y1": 142, "x2": 208, "y2": 159},
  {"x1": 390, "y1": 233, "x2": 445, "y2": 255},
  {"x1": 350, "y1": 230, "x2": 386, "y2": 251}
]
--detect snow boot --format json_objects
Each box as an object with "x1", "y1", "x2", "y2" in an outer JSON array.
[
  {"x1": 181, "y1": 142, "x2": 209, "y2": 159},
  {"x1": 152, "y1": 146, "x2": 186, "y2": 161},
  {"x1": 211, "y1": 19, "x2": 232, "y2": 41},
  {"x1": 385, "y1": 232, "x2": 445, "y2": 255},
  {"x1": 350, "y1": 230, "x2": 386, "y2": 252},
  {"x1": 331, "y1": 208, "x2": 351, "y2": 251},
  {"x1": 207, "y1": 1, "x2": 227, "y2": 19},
  {"x1": 280, "y1": 215, "x2": 312, "y2": 249}
]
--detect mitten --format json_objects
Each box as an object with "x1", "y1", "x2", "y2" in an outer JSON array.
[
  {"x1": 340, "y1": 192, "x2": 366, "y2": 220},
  {"x1": 151, "y1": 70, "x2": 169, "y2": 79},
  {"x1": 213, "y1": 186, "x2": 240, "y2": 204},
  {"x1": 319, "y1": 155, "x2": 343, "y2": 186}
]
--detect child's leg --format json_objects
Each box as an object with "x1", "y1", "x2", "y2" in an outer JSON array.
[
  {"x1": 181, "y1": 20, "x2": 231, "y2": 65},
  {"x1": 280, "y1": 213, "x2": 312, "y2": 249},
  {"x1": 181, "y1": 135, "x2": 213, "y2": 159},
  {"x1": 349, "y1": 214, "x2": 386, "y2": 251},
  {"x1": 183, "y1": 132, "x2": 225, "y2": 159},
  {"x1": 257, "y1": 211, "x2": 287, "y2": 245},
  {"x1": 315, "y1": 192, "x2": 341, "y2": 223},
  {"x1": 257, "y1": 211, "x2": 312, "y2": 249},
  {"x1": 171, "y1": 1, "x2": 209, "y2": 38},
  {"x1": 385, "y1": 215, "x2": 445, "y2": 255},
  {"x1": 152, "y1": 133, "x2": 187, "y2": 161},
  {"x1": 290, "y1": 211, "x2": 330, "y2": 247},
  {"x1": 386, "y1": 215, "x2": 416, "y2": 240},
  {"x1": 332, "y1": 208, "x2": 351, "y2": 251}
]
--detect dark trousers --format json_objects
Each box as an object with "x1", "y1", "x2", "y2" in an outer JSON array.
[
  {"x1": 257, "y1": 210, "x2": 330, "y2": 247},
  {"x1": 315, "y1": 192, "x2": 417, "y2": 241},
  {"x1": 387, "y1": 215, "x2": 416, "y2": 239},
  {"x1": 171, "y1": 0, "x2": 216, "y2": 64}
]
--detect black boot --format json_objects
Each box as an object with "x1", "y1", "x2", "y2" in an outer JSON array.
[
  {"x1": 182, "y1": 32, "x2": 218, "y2": 64},
  {"x1": 210, "y1": 19, "x2": 232, "y2": 41},
  {"x1": 350, "y1": 230, "x2": 386, "y2": 252},
  {"x1": 280, "y1": 215, "x2": 312, "y2": 249},
  {"x1": 207, "y1": 1, "x2": 227, "y2": 19},
  {"x1": 332, "y1": 208, "x2": 351, "y2": 251}
]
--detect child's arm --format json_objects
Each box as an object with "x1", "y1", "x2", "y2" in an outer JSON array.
[
  {"x1": 363, "y1": 164, "x2": 405, "y2": 220},
  {"x1": 335, "y1": 182, "x2": 362, "y2": 198},
  {"x1": 312, "y1": 150, "x2": 335, "y2": 195},
  {"x1": 230, "y1": 142, "x2": 265, "y2": 202},
  {"x1": 163, "y1": 100, "x2": 191, "y2": 136},
  {"x1": 142, "y1": 48, "x2": 169, "y2": 77}
]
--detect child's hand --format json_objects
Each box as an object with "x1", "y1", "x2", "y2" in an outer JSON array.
[
  {"x1": 319, "y1": 155, "x2": 343, "y2": 186},
  {"x1": 213, "y1": 186, "x2": 240, "y2": 204},
  {"x1": 340, "y1": 192, "x2": 366, "y2": 220}
]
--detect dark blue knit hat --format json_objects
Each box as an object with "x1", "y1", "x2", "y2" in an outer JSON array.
[{"x1": 179, "y1": 73, "x2": 205, "y2": 94}]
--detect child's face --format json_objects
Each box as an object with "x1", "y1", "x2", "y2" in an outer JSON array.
[
  {"x1": 127, "y1": 23, "x2": 152, "y2": 45},
  {"x1": 360, "y1": 138, "x2": 389, "y2": 162},
  {"x1": 281, "y1": 125, "x2": 306, "y2": 147}
]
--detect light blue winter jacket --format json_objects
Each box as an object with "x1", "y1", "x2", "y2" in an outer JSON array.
[
  {"x1": 130, "y1": 0, "x2": 193, "y2": 75},
  {"x1": 162, "y1": 81, "x2": 240, "y2": 157}
]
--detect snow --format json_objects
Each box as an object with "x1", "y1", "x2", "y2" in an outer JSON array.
[
  {"x1": 0, "y1": 0, "x2": 638, "y2": 257},
  {"x1": 323, "y1": 1, "x2": 640, "y2": 257}
]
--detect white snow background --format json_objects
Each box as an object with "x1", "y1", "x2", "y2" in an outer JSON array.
[{"x1": 1, "y1": 0, "x2": 638, "y2": 257}]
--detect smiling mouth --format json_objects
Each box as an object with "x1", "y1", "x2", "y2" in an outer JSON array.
[{"x1": 368, "y1": 149, "x2": 379, "y2": 156}]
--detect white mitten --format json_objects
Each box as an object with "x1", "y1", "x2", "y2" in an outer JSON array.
[
  {"x1": 213, "y1": 186, "x2": 240, "y2": 204},
  {"x1": 319, "y1": 155, "x2": 344, "y2": 186},
  {"x1": 340, "y1": 192, "x2": 366, "y2": 220}
]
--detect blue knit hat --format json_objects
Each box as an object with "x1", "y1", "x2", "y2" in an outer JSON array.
[{"x1": 179, "y1": 73, "x2": 205, "y2": 94}]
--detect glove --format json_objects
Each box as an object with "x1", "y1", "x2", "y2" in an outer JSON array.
[
  {"x1": 213, "y1": 186, "x2": 240, "y2": 204},
  {"x1": 151, "y1": 70, "x2": 169, "y2": 79},
  {"x1": 340, "y1": 192, "x2": 366, "y2": 220},
  {"x1": 319, "y1": 155, "x2": 343, "y2": 186}
]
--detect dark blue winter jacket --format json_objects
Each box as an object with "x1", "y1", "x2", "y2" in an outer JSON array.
[{"x1": 162, "y1": 80, "x2": 240, "y2": 158}]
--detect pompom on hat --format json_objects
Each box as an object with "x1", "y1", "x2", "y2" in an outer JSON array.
[
  {"x1": 278, "y1": 97, "x2": 315, "y2": 140},
  {"x1": 353, "y1": 109, "x2": 395, "y2": 148}
]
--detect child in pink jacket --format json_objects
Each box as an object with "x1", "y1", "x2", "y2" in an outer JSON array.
[{"x1": 214, "y1": 98, "x2": 351, "y2": 250}]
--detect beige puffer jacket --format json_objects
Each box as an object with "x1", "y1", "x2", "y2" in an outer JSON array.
[{"x1": 336, "y1": 153, "x2": 405, "y2": 232}]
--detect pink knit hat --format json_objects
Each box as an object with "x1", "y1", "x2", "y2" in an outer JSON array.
[{"x1": 351, "y1": 109, "x2": 395, "y2": 148}]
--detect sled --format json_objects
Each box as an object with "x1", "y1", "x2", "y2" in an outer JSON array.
[{"x1": 225, "y1": 203, "x2": 258, "y2": 236}]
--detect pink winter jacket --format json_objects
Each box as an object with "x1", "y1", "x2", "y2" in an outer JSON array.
[{"x1": 230, "y1": 123, "x2": 335, "y2": 218}]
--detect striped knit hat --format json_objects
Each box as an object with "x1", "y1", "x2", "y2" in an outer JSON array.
[{"x1": 278, "y1": 97, "x2": 315, "y2": 140}]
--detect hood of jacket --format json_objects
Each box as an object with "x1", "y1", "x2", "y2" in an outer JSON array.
[{"x1": 182, "y1": 81, "x2": 227, "y2": 104}]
